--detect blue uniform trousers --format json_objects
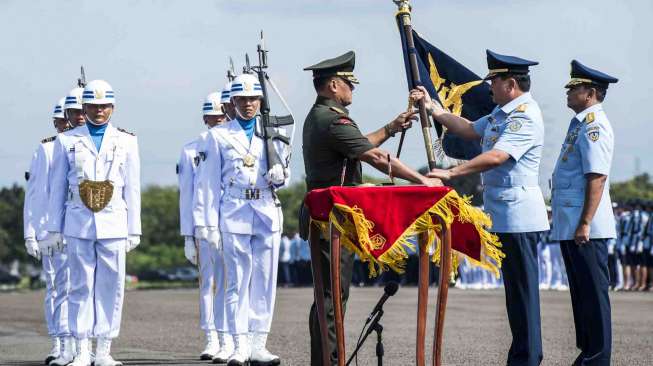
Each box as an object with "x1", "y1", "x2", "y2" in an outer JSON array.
[
  {"x1": 560, "y1": 239, "x2": 611, "y2": 366},
  {"x1": 498, "y1": 232, "x2": 543, "y2": 366}
]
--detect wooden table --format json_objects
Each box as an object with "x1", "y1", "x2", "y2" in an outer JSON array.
[{"x1": 309, "y1": 214, "x2": 453, "y2": 366}]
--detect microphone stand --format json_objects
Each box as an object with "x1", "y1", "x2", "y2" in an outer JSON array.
[{"x1": 346, "y1": 309, "x2": 385, "y2": 366}]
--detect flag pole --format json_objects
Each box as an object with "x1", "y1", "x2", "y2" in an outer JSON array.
[{"x1": 394, "y1": 0, "x2": 438, "y2": 169}]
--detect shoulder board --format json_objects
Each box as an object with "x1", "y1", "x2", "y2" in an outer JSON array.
[
  {"x1": 41, "y1": 135, "x2": 56, "y2": 144},
  {"x1": 117, "y1": 127, "x2": 136, "y2": 136},
  {"x1": 585, "y1": 112, "x2": 595, "y2": 124},
  {"x1": 329, "y1": 106, "x2": 345, "y2": 114},
  {"x1": 515, "y1": 104, "x2": 528, "y2": 113}
]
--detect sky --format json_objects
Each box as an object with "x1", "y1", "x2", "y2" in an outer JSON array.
[{"x1": 1, "y1": 0, "x2": 651, "y2": 198}]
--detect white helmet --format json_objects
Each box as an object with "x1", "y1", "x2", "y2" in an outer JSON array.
[
  {"x1": 230, "y1": 74, "x2": 262, "y2": 99},
  {"x1": 52, "y1": 97, "x2": 65, "y2": 119},
  {"x1": 64, "y1": 87, "x2": 84, "y2": 110},
  {"x1": 82, "y1": 79, "x2": 115, "y2": 105},
  {"x1": 202, "y1": 92, "x2": 225, "y2": 116},
  {"x1": 220, "y1": 81, "x2": 232, "y2": 104}
]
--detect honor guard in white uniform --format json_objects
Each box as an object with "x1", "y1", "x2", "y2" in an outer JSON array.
[
  {"x1": 551, "y1": 60, "x2": 618, "y2": 365},
  {"x1": 414, "y1": 50, "x2": 549, "y2": 366},
  {"x1": 177, "y1": 91, "x2": 228, "y2": 361},
  {"x1": 194, "y1": 74, "x2": 290, "y2": 366},
  {"x1": 45, "y1": 79, "x2": 141, "y2": 366},
  {"x1": 23, "y1": 97, "x2": 70, "y2": 365},
  {"x1": 46, "y1": 86, "x2": 88, "y2": 366}
]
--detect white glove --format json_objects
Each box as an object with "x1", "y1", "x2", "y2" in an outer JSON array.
[
  {"x1": 207, "y1": 228, "x2": 221, "y2": 250},
  {"x1": 194, "y1": 226, "x2": 209, "y2": 240},
  {"x1": 25, "y1": 238, "x2": 41, "y2": 260},
  {"x1": 126, "y1": 235, "x2": 141, "y2": 252},
  {"x1": 184, "y1": 237, "x2": 198, "y2": 265},
  {"x1": 266, "y1": 164, "x2": 286, "y2": 185},
  {"x1": 637, "y1": 240, "x2": 644, "y2": 253},
  {"x1": 619, "y1": 244, "x2": 626, "y2": 256},
  {"x1": 41, "y1": 232, "x2": 62, "y2": 256}
]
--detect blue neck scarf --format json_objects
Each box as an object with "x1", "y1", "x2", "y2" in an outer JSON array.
[
  {"x1": 87, "y1": 123, "x2": 108, "y2": 151},
  {"x1": 237, "y1": 117, "x2": 256, "y2": 142}
]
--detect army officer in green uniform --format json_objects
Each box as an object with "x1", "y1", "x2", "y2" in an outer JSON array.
[{"x1": 300, "y1": 51, "x2": 441, "y2": 365}]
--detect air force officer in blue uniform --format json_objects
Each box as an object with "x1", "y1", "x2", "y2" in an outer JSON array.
[
  {"x1": 412, "y1": 50, "x2": 549, "y2": 366},
  {"x1": 551, "y1": 60, "x2": 618, "y2": 366}
]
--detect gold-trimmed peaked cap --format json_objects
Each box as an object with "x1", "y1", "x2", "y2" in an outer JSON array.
[
  {"x1": 565, "y1": 59, "x2": 618, "y2": 89},
  {"x1": 484, "y1": 49, "x2": 538, "y2": 80},
  {"x1": 304, "y1": 50, "x2": 359, "y2": 84}
]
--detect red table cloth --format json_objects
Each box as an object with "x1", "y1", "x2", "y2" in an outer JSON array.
[{"x1": 305, "y1": 185, "x2": 504, "y2": 277}]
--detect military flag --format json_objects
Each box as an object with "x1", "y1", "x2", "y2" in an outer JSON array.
[{"x1": 397, "y1": 28, "x2": 495, "y2": 160}]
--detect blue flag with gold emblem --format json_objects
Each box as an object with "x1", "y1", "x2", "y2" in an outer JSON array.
[{"x1": 397, "y1": 29, "x2": 495, "y2": 160}]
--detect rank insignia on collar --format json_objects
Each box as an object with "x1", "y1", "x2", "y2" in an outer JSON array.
[
  {"x1": 508, "y1": 120, "x2": 522, "y2": 132},
  {"x1": 588, "y1": 130, "x2": 599, "y2": 142},
  {"x1": 585, "y1": 112, "x2": 595, "y2": 123},
  {"x1": 329, "y1": 106, "x2": 345, "y2": 114},
  {"x1": 515, "y1": 104, "x2": 527, "y2": 113}
]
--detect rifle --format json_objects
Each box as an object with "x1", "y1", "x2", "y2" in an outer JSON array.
[
  {"x1": 227, "y1": 57, "x2": 236, "y2": 81},
  {"x1": 251, "y1": 31, "x2": 295, "y2": 186},
  {"x1": 77, "y1": 66, "x2": 87, "y2": 88}
]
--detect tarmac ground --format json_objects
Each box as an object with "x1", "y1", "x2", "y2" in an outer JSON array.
[{"x1": 1, "y1": 287, "x2": 652, "y2": 365}]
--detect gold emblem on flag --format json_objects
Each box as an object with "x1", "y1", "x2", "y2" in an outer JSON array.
[
  {"x1": 427, "y1": 54, "x2": 483, "y2": 117},
  {"x1": 243, "y1": 154, "x2": 256, "y2": 167},
  {"x1": 78, "y1": 179, "x2": 114, "y2": 212}
]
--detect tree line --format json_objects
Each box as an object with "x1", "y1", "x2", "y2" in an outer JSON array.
[{"x1": 2, "y1": 173, "x2": 650, "y2": 275}]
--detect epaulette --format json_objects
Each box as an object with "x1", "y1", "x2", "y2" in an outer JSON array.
[
  {"x1": 329, "y1": 106, "x2": 345, "y2": 114},
  {"x1": 515, "y1": 104, "x2": 528, "y2": 113},
  {"x1": 41, "y1": 136, "x2": 56, "y2": 144},
  {"x1": 585, "y1": 112, "x2": 595, "y2": 124},
  {"x1": 117, "y1": 127, "x2": 136, "y2": 136}
]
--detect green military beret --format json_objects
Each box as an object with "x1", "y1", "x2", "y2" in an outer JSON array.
[{"x1": 304, "y1": 50, "x2": 359, "y2": 84}]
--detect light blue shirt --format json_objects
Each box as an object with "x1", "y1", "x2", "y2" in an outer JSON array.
[
  {"x1": 87, "y1": 122, "x2": 108, "y2": 151},
  {"x1": 550, "y1": 104, "x2": 616, "y2": 240},
  {"x1": 472, "y1": 92, "x2": 549, "y2": 233}
]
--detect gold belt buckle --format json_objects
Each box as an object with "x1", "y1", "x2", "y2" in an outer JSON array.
[{"x1": 78, "y1": 179, "x2": 114, "y2": 212}]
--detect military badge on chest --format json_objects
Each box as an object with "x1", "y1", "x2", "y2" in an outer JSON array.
[
  {"x1": 243, "y1": 153, "x2": 256, "y2": 168},
  {"x1": 79, "y1": 179, "x2": 114, "y2": 212}
]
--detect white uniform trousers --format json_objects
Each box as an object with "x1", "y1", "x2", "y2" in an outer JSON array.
[
  {"x1": 222, "y1": 214, "x2": 280, "y2": 335},
  {"x1": 66, "y1": 236, "x2": 126, "y2": 339},
  {"x1": 52, "y1": 250, "x2": 70, "y2": 337},
  {"x1": 42, "y1": 252, "x2": 70, "y2": 337},
  {"x1": 212, "y1": 242, "x2": 227, "y2": 333},
  {"x1": 198, "y1": 239, "x2": 217, "y2": 332},
  {"x1": 41, "y1": 254, "x2": 56, "y2": 336}
]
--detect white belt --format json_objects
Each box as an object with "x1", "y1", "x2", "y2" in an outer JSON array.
[
  {"x1": 225, "y1": 186, "x2": 274, "y2": 200},
  {"x1": 67, "y1": 185, "x2": 125, "y2": 207}
]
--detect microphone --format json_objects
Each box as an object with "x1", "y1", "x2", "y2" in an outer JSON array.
[{"x1": 365, "y1": 281, "x2": 399, "y2": 324}]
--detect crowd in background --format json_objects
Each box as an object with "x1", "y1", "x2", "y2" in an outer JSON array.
[{"x1": 278, "y1": 199, "x2": 653, "y2": 292}]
